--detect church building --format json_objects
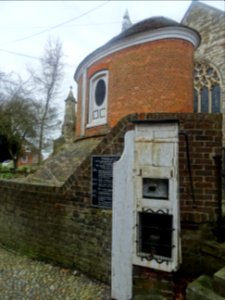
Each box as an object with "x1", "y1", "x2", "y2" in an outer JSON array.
[{"x1": 0, "y1": 2, "x2": 225, "y2": 300}]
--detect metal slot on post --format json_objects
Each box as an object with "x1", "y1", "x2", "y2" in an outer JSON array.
[
  {"x1": 138, "y1": 212, "x2": 173, "y2": 260},
  {"x1": 142, "y1": 178, "x2": 169, "y2": 200}
]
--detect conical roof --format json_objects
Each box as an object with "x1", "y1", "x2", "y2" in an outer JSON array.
[
  {"x1": 65, "y1": 86, "x2": 76, "y2": 102},
  {"x1": 74, "y1": 16, "x2": 200, "y2": 81}
]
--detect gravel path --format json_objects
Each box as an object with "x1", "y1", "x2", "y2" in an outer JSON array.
[{"x1": 0, "y1": 246, "x2": 110, "y2": 300}]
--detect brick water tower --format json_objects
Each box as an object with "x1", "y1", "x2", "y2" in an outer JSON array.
[{"x1": 74, "y1": 16, "x2": 200, "y2": 138}]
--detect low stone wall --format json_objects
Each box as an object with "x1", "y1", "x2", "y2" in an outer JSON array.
[{"x1": 0, "y1": 113, "x2": 223, "y2": 286}]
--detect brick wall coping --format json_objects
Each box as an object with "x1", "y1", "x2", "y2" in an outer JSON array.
[
  {"x1": 24, "y1": 137, "x2": 102, "y2": 187},
  {"x1": 0, "y1": 178, "x2": 60, "y2": 194},
  {"x1": 132, "y1": 119, "x2": 180, "y2": 125},
  {"x1": 0, "y1": 112, "x2": 222, "y2": 195}
]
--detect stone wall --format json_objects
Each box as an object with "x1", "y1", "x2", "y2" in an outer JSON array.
[
  {"x1": 0, "y1": 113, "x2": 223, "y2": 287},
  {"x1": 182, "y1": 1, "x2": 225, "y2": 219},
  {"x1": 182, "y1": 2, "x2": 225, "y2": 118}
]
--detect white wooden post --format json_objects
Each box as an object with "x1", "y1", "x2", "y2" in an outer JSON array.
[{"x1": 111, "y1": 131, "x2": 134, "y2": 300}]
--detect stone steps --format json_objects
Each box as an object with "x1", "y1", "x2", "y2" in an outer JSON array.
[
  {"x1": 134, "y1": 295, "x2": 166, "y2": 300},
  {"x1": 213, "y1": 267, "x2": 225, "y2": 297},
  {"x1": 186, "y1": 267, "x2": 225, "y2": 300}
]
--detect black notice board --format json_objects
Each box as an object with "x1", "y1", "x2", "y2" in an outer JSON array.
[{"x1": 92, "y1": 155, "x2": 120, "y2": 208}]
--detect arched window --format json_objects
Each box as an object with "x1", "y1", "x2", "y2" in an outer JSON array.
[
  {"x1": 88, "y1": 70, "x2": 108, "y2": 127},
  {"x1": 194, "y1": 62, "x2": 221, "y2": 113}
]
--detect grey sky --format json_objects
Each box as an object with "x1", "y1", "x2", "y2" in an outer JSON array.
[{"x1": 0, "y1": 0, "x2": 224, "y2": 121}]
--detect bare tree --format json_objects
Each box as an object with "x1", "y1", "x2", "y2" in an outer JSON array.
[
  {"x1": 0, "y1": 38, "x2": 64, "y2": 167},
  {"x1": 29, "y1": 37, "x2": 64, "y2": 164}
]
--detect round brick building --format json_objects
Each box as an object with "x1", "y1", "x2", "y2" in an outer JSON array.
[{"x1": 74, "y1": 17, "x2": 200, "y2": 138}]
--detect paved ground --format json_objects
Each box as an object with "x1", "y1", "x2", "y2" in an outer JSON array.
[{"x1": 0, "y1": 245, "x2": 110, "y2": 300}]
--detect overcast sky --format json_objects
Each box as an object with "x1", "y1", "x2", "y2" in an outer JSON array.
[{"x1": 0, "y1": 0, "x2": 224, "y2": 121}]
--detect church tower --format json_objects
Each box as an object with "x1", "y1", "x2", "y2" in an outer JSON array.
[{"x1": 62, "y1": 87, "x2": 76, "y2": 142}]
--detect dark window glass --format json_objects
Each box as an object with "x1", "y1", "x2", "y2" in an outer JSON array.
[
  {"x1": 142, "y1": 178, "x2": 169, "y2": 200},
  {"x1": 95, "y1": 79, "x2": 106, "y2": 106},
  {"x1": 194, "y1": 62, "x2": 221, "y2": 113},
  {"x1": 212, "y1": 84, "x2": 220, "y2": 112},
  {"x1": 139, "y1": 212, "x2": 173, "y2": 258},
  {"x1": 201, "y1": 86, "x2": 209, "y2": 112},
  {"x1": 194, "y1": 89, "x2": 198, "y2": 113},
  {"x1": 207, "y1": 67, "x2": 214, "y2": 76}
]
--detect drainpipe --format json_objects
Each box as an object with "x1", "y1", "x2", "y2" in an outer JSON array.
[{"x1": 179, "y1": 131, "x2": 196, "y2": 208}]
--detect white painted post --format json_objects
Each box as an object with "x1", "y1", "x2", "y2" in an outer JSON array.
[{"x1": 111, "y1": 131, "x2": 134, "y2": 300}]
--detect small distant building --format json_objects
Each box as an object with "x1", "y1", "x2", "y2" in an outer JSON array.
[
  {"x1": 0, "y1": 135, "x2": 39, "y2": 167},
  {"x1": 17, "y1": 142, "x2": 39, "y2": 167}
]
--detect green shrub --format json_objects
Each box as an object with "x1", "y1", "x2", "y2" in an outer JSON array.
[{"x1": 0, "y1": 171, "x2": 14, "y2": 179}]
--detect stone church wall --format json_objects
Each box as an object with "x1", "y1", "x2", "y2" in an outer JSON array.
[
  {"x1": 0, "y1": 113, "x2": 222, "y2": 286},
  {"x1": 182, "y1": 3, "x2": 225, "y2": 129}
]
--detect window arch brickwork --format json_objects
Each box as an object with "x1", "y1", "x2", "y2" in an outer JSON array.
[
  {"x1": 194, "y1": 61, "x2": 221, "y2": 113},
  {"x1": 88, "y1": 70, "x2": 108, "y2": 127}
]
